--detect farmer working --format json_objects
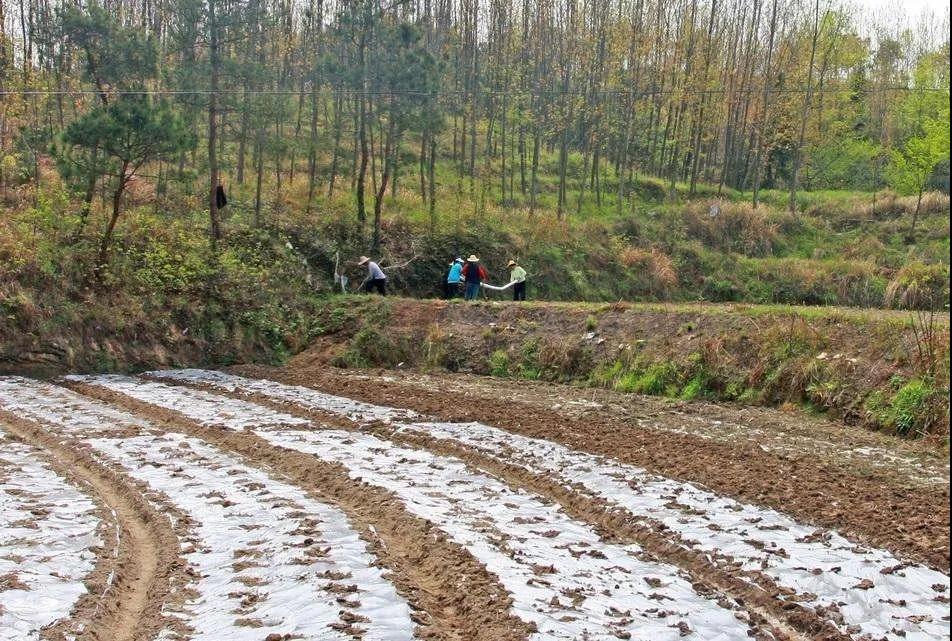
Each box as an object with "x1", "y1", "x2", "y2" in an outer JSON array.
[
  {"x1": 445, "y1": 257, "x2": 464, "y2": 299},
  {"x1": 462, "y1": 255, "x2": 487, "y2": 300},
  {"x1": 358, "y1": 256, "x2": 387, "y2": 295},
  {"x1": 508, "y1": 260, "x2": 527, "y2": 301}
]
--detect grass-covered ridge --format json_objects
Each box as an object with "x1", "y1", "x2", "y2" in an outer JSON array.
[{"x1": 310, "y1": 296, "x2": 950, "y2": 442}]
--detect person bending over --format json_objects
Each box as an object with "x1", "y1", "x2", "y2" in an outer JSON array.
[{"x1": 358, "y1": 256, "x2": 387, "y2": 295}]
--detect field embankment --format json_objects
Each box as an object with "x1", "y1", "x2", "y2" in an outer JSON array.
[{"x1": 304, "y1": 296, "x2": 951, "y2": 440}]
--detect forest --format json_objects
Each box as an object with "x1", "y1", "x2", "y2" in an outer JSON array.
[{"x1": 1, "y1": 0, "x2": 950, "y2": 366}]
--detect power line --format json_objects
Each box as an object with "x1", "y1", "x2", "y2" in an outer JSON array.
[{"x1": 0, "y1": 86, "x2": 946, "y2": 97}]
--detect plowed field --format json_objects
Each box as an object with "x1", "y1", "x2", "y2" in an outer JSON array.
[{"x1": 1, "y1": 370, "x2": 948, "y2": 641}]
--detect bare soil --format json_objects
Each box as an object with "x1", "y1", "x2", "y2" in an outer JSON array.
[{"x1": 235, "y1": 363, "x2": 951, "y2": 572}]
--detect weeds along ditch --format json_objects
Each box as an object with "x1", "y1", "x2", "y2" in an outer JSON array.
[{"x1": 315, "y1": 297, "x2": 951, "y2": 441}]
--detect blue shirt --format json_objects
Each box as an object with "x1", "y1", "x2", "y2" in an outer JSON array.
[
  {"x1": 367, "y1": 262, "x2": 386, "y2": 280},
  {"x1": 447, "y1": 262, "x2": 463, "y2": 283}
]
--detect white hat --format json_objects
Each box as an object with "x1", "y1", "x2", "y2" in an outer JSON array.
[
  {"x1": 467, "y1": 254, "x2": 479, "y2": 262},
  {"x1": 357, "y1": 256, "x2": 370, "y2": 265}
]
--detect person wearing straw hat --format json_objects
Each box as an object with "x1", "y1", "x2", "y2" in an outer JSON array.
[
  {"x1": 461, "y1": 255, "x2": 487, "y2": 300},
  {"x1": 507, "y1": 259, "x2": 527, "y2": 301},
  {"x1": 357, "y1": 256, "x2": 387, "y2": 295}
]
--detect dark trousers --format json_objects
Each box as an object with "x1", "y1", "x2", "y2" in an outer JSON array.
[
  {"x1": 365, "y1": 278, "x2": 387, "y2": 295},
  {"x1": 465, "y1": 281, "x2": 481, "y2": 300},
  {"x1": 512, "y1": 281, "x2": 526, "y2": 301},
  {"x1": 445, "y1": 282, "x2": 462, "y2": 299}
]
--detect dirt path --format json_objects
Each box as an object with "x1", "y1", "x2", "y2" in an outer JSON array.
[
  {"x1": 66, "y1": 379, "x2": 536, "y2": 641},
  {"x1": 237, "y1": 365, "x2": 950, "y2": 571},
  {"x1": 0, "y1": 410, "x2": 183, "y2": 641}
]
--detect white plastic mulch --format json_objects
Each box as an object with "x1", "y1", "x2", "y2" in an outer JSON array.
[
  {"x1": 148, "y1": 369, "x2": 952, "y2": 641},
  {"x1": 64, "y1": 374, "x2": 310, "y2": 431},
  {"x1": 261, "y1": 427, "x2": 753, "y2": 641},
  {"x1": 0, "y1": 432, "x2": 100, "y2": 641},
  {"x1": 89, "y1": 432, "x2": 413, "y2": 641},
  {"x1": 149, "y1": 368, "x2": 418, "y2": 423},
  {"x1": 87, "y1": 373, "x2": 756, "y2": 640},
  {"x1": 0, "y1": 377, "x2": 414, "y2": 641},
  {"x1": 0, "y1": 376, "x2": 151, "y2": 436}
]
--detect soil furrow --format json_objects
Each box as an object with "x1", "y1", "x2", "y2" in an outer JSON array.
[
  {"x1": 64, "y1": 379, "x2": 536, "y2": 641},
  {"x1": 0, "y1": 409, "x2": 187, "y2": 641},
  {"x1": 159, "y1": 374, "x2": 850, "y2": 641},
  {"x1": 235, "y1": 365, "x2": 951, "y2": 572},
  {"x1": 72, "y1": 375, "x2": 776, "y2": 640}
]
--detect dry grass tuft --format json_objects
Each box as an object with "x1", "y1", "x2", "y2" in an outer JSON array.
[
  {"x1": 884, "y1": 262, "x2": 950, "y2": 310},
  {"x1": 619, "y1": 247, "x2": 678, "y2": 294},
  {"x1": 682, "y1": 200, "x2": 780, "y2": 257}
]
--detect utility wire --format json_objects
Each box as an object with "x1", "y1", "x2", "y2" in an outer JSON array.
[{"x1": 0, "y1": 86, "x2": 947, "y2": 97}]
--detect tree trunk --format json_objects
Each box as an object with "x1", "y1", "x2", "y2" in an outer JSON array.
[
  {"x1": 356, "y1": 33, "x2": 369, "y2": 232},
  {"x1": 788, "y1": 0, "x2": 821, "y2": 214},
  {"x1": 372, "y1": 109, "x2": 396, "y2": 253},
  {"x1": 94, "y1": 166, "x2": 128, "y2": 282},
  {"x1": 207, "y1": 0, "x2": 221, "y2": 250},
  {"x1": 752, "y1": 0, "x2": 779, "y2": 209}
]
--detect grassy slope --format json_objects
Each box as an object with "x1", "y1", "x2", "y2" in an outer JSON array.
[
  {"x1": 1, "y1": 154, "x2": 949, "y2": 439},
  {"x1": 257, "y1": 159, "x2": 951, "y2": 308},
  {"x1": 307, "y1": 295, "x2": 950, "y2": 441}
]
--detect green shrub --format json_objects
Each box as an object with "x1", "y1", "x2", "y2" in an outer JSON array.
[
  {"x1": 865, "y1": 378, "x2": 939, "y2": 437},
  {"x1": 889, "y1": 379, "x2": 935, "y2": 436},
  {"x1": 518, "y1": 337, "x2": 541, "y2": 379},
  {"x1": 611, "y1": 370, "x2": 638, "y2": 392},
  {"x1": 591, "y1": 359, "x2": 625, "y2": 388},
  {"x1": 679, "y1": 373, "x2": 710, "y2": 400},
  {"x1": 489, "y1": 349, "x2": 510, "y2": 377},
  {"x1": 633, "y1": 362, "x2": 681, "y2": 396},
  {"x1": 335, "y1": 327, "x2": 404, "y2": 368}
]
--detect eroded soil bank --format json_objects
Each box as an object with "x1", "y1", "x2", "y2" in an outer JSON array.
[{"x1": 301, "y1": 297, "x2": 951, "y2": 439}]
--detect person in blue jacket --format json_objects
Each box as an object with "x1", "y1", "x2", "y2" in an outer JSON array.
[{"x1": 445, "y1": 257, "x2": 464, "y2": 299}]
